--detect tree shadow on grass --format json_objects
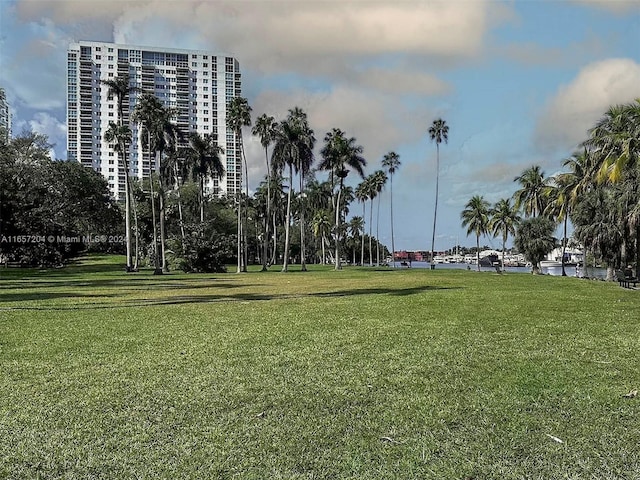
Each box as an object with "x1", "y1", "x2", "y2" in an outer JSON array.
[
  {"x1": 0, "y1": 285, "x2": 459, "y2": 310},
  {"x1": 0, "y1": 291, "x2": 119, "y2": 303}
]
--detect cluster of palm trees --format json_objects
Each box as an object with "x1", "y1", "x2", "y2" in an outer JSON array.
[
  {"x1": 460, "y1": 99, "x2": 640, "y2": 279},
  {"x1": 101, "y1": 75, "x2": 402, "y2": 272}
]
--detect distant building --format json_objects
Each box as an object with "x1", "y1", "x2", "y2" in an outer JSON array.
[
  {"x1": 67, "y1": 41, "x2": 242, "y2": 199},
  {"x1": 0, "y1": 87, "x2": 10, "y2": 142}
]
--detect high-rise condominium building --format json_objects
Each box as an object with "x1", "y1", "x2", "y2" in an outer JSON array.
[
  {"x1": 67, "y1": 41, "x2": 242, "y2": 199},
  {"x1": 0, "y1": 87, "x2": 10, "y2": 142}
]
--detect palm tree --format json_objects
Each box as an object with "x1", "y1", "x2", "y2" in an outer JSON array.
[
  {"x1": 488, "y1": 198, "x2": 520, "y2": 272},
  {"x1": 513, "y1": 165, "x2": 548, "y2": 218},
  {"x1": 187, "y1": 132, "x2": 224, "y2": 225},
  {"x1": 461, "y1": 195, "x2": 490, "y2": 271},
  {"x1": 103, "y1": 121, "x2": 133, "y2": 270},
  {"x1": 312, "y1": 210, "x2": 332, "y2": 264},
  {"x1": 371, "y1": 169, "x2": 388, "y2": 265},
  {"x1": 227, "y1": 97, "x2": 252, "y2": 273},
  {"x1": 271, "y1": 109, "x2": 315, "y2": 272},
  {"x1": 364, "y1": 174, "x2": 377, "y2": 266},
  {"x1": 101, "y1": 75, "x2": 138, "y2": 271},
  {"x1": 354, "y1": 180, "x2": 369, "y2": 266},
  {"x1": 290, "y1": 108, "x2": 315, "y2": 271},
  {"x1": 131, "y1": 92, "x2": 177, "y2": 274},
  {"x1": 382, "y1": 151, "x2": 401, "y2": 267},
  {"x1": 515, "y1": 217, "x2": 557, "y2": 275},
  {"x1": 584, "y1": 99, "x2": 640, "y2": 274},
  {"x1": 252, "y1": 113, "x2": 277, "y2": 271},
  {"x1": 428, "y1": 118, "x2": 449, "y2": 269},
  {"x1": 348, "y1": 215, "x2": 364, "y2": 266},
  {"x1": 319, "y1": 129, "x2": 366, "y2": 270}
]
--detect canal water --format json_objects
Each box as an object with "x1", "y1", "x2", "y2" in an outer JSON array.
[{"x1": 390, "y1": 261, "x2": 607, "y2": 279}]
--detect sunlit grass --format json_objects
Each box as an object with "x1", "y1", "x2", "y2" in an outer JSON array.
[{"x1": 1, "y1": 255, "x2": 639, "y2": 478}]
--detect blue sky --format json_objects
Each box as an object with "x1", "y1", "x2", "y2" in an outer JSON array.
[{"x1": 1, "y1": 0, "x2": 639, "y2": 251}]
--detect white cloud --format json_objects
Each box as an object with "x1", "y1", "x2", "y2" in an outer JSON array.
[
  {"x1": 535, "y1": 58, "x2": 640, "y2": 152},
  {"x1": 25, "y1": 111, "x2": 67, "y2": 158}
]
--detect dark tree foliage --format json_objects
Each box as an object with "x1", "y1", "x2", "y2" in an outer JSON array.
[
  {"x1": 0, "y1": 132, "x2": 122, "y2": 267},
  {"x1": 514, "y1": 217, "x2": 556, "y2": 274}
]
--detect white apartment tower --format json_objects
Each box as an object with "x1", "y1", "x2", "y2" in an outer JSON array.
[
  {"x1": 67, "y1": 41, "x2": 242, "y2": 199},
  {"x1": 0, "y1": 87, "x2": 10, "y2": 141}
]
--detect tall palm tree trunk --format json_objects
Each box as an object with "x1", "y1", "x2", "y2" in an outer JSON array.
[
  {"x1": 430, "y1": 143, "x2": 440, "y2": 270},
  {"x1": 282, "y1": 165, "x2": 293, "y2": 272},
  {"x1": 501, "y1": 230, "x2": 507, "y2": 272},
  {"x1": 368, "y1": 198, "x2": 374, "y2": 266},
  {"x1": 122, "y1": 144, "x2": 133, "y2": 271},
  {"x1": 237, "y1": 194, "x2": 243, "y2": 273},
  {"x1": 390, "y1": 175, "x2": 396, "y2": 268},
  {"x1": 174, "y1": 165, "x2": 186, "y2": 251},
  {"x1": 361, "y1": 202, "x2": 366, "y2": 266},
  {"x1": 131, "y1": 185, "x2": 140, "y2": 271},
  {"x1": 241, "y1": 137, "x2": 249, "y2": 272},
  {"x1": 376, "y1": 194, "x2": 381, "y2": 265},
  {"x1": 149, "y1": 173, "x2": 160, "y2": 273},
  {"x1": 476, "y1": 234, "x2": 481, "y2": 272},
  {"x1": 262, "y1": 148, "x2": 271, "y2": 271},
  {"x1": 561, "y1": 214, "x2": 568, "y2": 276},
  {"x1": 148, "y1": 146, "x2": 161, "y2": 274},
  {"x1": 334, "y1": 181, "x2": 343, "y2": 270},
  {"x1": 300, "y1": 174, "x2": 307, "y2": 271},
  {"x1": 199, "y1": 177, "x2": 205, "y2": 224},
  {"x1": 271, "y1": 213, "x2": 278, "y2": 266}
]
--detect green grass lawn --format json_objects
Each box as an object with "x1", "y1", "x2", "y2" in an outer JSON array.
[{"x1": 1, "y1": 255, "x2": 639, "y2": 479}]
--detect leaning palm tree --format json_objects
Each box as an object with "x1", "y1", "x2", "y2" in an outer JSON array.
[
  {"x1": 227, "y1": 97, "x2": 252, "y2": 273},
  {"x1": 428, "y1": 118, "x2": 449, "y2": 269},
  {"x1": 252, "y1": 113, "x2": 277, "y2": 271},
  {"x1": 513, "y1": 165, "x2": 548, "y2": 218},
  {"x1": 382, "y1": 151, "x2": 401, "y2": 267},
  {"x1": 271, "y1": 109, "x2": 315, "y2": 272},
  {"x1": 461, "y1": 195, "x2": 490, "y2": 271},
  {"x1": 101, "y1": 75, "x2": 138, "y2": 271},
  {"x1": 187, "y1": 132, "x2": 224, "y2": 225},
  {"x1": 319, "y1": 128, "x2": 366, "y2": 270},
  {"x1": 489, "y1": 198, "x2": 520, "y2": 272}
]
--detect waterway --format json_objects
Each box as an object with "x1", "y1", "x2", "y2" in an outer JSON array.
[{"x1": 388, "y1": 261, "x2": 607, "y2": 279}]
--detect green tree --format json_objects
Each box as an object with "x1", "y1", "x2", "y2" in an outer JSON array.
[
  {"x1": 461, "y1": 195, "x2": 490, "y2": 271},
  {"x1": 348, "y1": 215, "x2": 365, "y2": 266},
  {"x1": 312, "y1": 210, "x2": 332, "y2": 264},
  {"x1": 428, "y1": 118, "x2": 448, "y2": 269},
  {"x1": 187, "y1": 132, "x2": 224, "y2": 225},
  {"x1": 319, "y1": 129, "x2": 366, "y2": 270},
  {"x1": 227, "y1": 97, "x2": 252, "y2": 273},
  {"x1": 514, "y1": 217, "x2": 556, "y2": 275},
  {"x1": 489, "y1": 198, "x2": 520, "y2": 272},
  {"x1": 371, "y1": 169, "x2": 388, "y2": 265},
  {"x1": 101, "y1": 75, "x2": 138, "y2": 271},
  {"x1": 382, "y1": 151, "x2": 401, "y2": 267},
  {"x1": 252, "y1": 113, "x2": 277, "y2": 271},
  {"x1": 354, "y1": 180, "x2": 369, "y2": 266},
  {"x1": 271, "y1": 109, "x2": 315, "y2": 272},
  {"x1": 513, "y1": 165, "x2": 548, "y2": 218}
]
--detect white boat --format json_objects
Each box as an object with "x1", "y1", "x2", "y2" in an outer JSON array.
[{"x1": 540, "y1": 260, "x2": 562, "y2": 268}]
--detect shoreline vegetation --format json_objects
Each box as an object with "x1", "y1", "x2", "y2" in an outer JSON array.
[{"x1": 1, "y1": 254, "x2": 638, "y2": 478}]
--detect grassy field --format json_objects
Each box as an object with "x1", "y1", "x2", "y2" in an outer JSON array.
[{"x1": 1, "y1": 255, "x2": 639, "y2": 479}]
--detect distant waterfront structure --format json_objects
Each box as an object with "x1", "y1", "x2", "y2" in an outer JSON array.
[
  {"x1": 67, "y1": 41, "x2": 242, "y2": 199},
  {"x1": 0, "y1": 87, "x2": 11, "y2": 142}
]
